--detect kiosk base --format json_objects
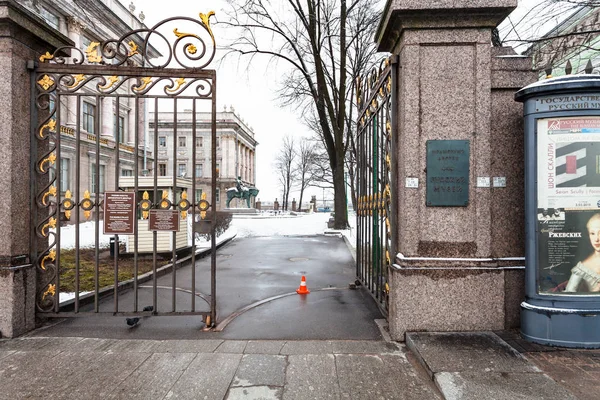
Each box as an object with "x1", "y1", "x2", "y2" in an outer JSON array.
[{"x1": 521, "y1": 302, "x2": 600, "y2": 349}]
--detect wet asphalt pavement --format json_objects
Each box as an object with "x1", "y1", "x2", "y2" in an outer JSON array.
[{"x1": 32, "y1": 235, "x2": 384, "y2": 340}]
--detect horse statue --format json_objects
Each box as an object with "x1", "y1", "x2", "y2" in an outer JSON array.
[{"x1": 226, "y1": 186, "x2": 259, "y2": 208}]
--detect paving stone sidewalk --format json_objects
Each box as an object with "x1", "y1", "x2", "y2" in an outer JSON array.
[
  {"x1": 496, "y1": 330, "x2": 600, "y2": 400},
  {"x1": 406, "y1": 332, "x2": 580, "y2": 400},
  {"x1": 0, "y1": 337, "x2": 441, "y2": 400}
]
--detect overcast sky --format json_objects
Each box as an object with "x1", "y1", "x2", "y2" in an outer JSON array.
[{"x1": 118, "y1": 0, "x2": 552, "y2": 208}]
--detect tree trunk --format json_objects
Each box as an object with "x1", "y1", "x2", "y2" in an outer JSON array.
[{"x1": 333, "y1": 147, "x2": 348, "y2": 229}]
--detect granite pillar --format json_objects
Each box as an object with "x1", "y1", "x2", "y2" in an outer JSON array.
[
  {"x1": 375, "y1": 0, "x2": 536, "y2": 340},
  {"x1": 0, "y1": 0, "x2": 72, "y2": 337}
]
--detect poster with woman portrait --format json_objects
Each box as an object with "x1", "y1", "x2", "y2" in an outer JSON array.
[{"x1": 537, "y1": 117, "x2": 600, "y2": 295}]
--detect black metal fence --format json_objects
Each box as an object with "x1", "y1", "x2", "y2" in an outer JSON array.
[
  {"x1": 356, "y1": 56, "x2": 397, "y2": 315},
  {"x1": 32, "y1": 16, "x2": 218, "y2": 326}
]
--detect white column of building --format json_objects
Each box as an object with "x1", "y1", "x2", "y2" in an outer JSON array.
[{"x1": 65, "y1": 17, "x2": 85, "y2": 127}]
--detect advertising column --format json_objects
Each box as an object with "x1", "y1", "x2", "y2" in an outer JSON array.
[{"x1": 516, "y1": 76, "x2": 600, "y2": 348}]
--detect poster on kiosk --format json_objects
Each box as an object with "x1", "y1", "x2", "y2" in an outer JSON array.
[{"x1": 537, "y1": 117, "x2": 600, "y2": 295}]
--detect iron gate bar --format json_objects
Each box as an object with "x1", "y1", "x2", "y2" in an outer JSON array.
[
  {"x1": 33, "y1": 14, "x2": 219, "y2": 323},
  {"x1": 356, "y1": 55, "x2": 398, "y2": 316}
]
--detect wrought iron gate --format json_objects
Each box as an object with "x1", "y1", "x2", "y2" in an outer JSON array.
[
  {"x1": 32, "y1": 15, "x2": 218, "y2": 326},
  {"x1": 356, "y1": 56, "x2": 397, "y2": 315}
]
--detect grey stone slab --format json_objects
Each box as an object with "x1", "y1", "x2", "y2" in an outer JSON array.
[
  {"x1": 330, "y1": 340, "x2": 402, "y2": 354},
  {"x1": 434, "y1": 372, "x2": 578, "y2": 400},
  {"x1": 336, "y1": 354, "x2": 441, "y2": 400},
  {"x1": 0, "y1": 337, "x2": 53, "y2": 351},
  {"x1": 245, "y1": 340, "x2": 286, "y2": 354},
  {"x1": 215, "y1": 340, "x2": 248, "y2": 353},
  {"x1": 98, "y1": 339, "x2": 159, "y2": 353},
  {"x1": 61, "y1": 352, "x2": 151, "y2": 399},
  {"x1": 281, "y1": 340, "x2": 333, "y2": 355},
  {"x1": 109, "y1": 352, "x2": 197, "y2": 400},
  {"x1": 0, "y1": 350, "x2": 15, "y2": 361},
  {"x1": 25, "y1": 337, "x2": 86, "y2": 351},
  {"x1": 0, "y1": 350, "x2": 61, "y2": 400},
  {"x1": 227, "y1": 386, "x2": 283, "y2": 400},
  {"x1": 233, "y1": 354, "x2": 287, "y2": 387},
  {"x1": 68, "y1": 337, "x2": 115, "y2": 351},
  {"x1": 153, "y1": 339, "x2": 223, "y2": 353},
  {"x1": 406, "y1": 332, "x2": 539, "y2": 376},
  {"x1": 283, "y1": 354, "x2": 340, "y2": 400},
  {"x1": 165, "y1": 353, "x2": 242, "y2": 399}
]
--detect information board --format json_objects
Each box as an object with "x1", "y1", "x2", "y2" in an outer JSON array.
[
  {"x1": 103, "y1": 192, "x2": 136, "y2": 235},
  {"x1": 149, "y1": 209, "x2": 180, "y2": 231},
  {"x1": 426, "y1": 140, "x2": 470, "y2": 207}
]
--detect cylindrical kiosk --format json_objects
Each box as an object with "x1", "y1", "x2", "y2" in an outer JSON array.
[{"x1": 516, "y1": 75, "x2": 600, "y2": 348}]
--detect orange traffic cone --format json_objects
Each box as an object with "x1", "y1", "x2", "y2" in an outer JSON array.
[{"x1": 296, "y1": 275, "x2": 310, "y2": 294}]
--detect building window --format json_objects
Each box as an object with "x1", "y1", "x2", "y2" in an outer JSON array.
[
  {"x1": 196, "y1": 137, "x2": 203, "y2": 147},
  {"x1": 121, "y1": 169, "x2": 133, "y2": 177},
  {"x1": 178, "y1": 163, "x2": 187, "y2": 177},
  {"x1": 216, "y1": 188, "x2": 220, "y2": 202},
  {"x1": 116, "y1": 115, "x2": 125, "y2": 143},
  {"x1": 159, "y1": 163, "x2": 167, "y2": 176},
  {"x1": 82, "y1": 101, "x2": 95, "y2": 133},
  {"x1": 179, "y1": 137, "x2": 186, "y2": 147},
  {"x1": 60, "y1": 158, "x2": 70, "y2": 192},
  {"x1": 195, "y1": 189, "x2": 203, "y2": 202},
  {"x1": 91, "y1": 163, "x2": 105, "y2": 193},
  {"x1": 195, "y1": 163, "x2": 203, "y2": 177},
  {"x1": 159, "y1": 136, "x2": 166, "y2": 147},
  {"x1": 81, "y1": 35, "x2": 92, "y2": 53}
]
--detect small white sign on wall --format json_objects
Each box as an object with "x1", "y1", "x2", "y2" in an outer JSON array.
[
  {"x1": 477, "y1": 177, "x2": 490, "y2": 187},
  {"x1": 493, "y1": 177, "x2": 507, "y2": 187},
  {"x1": 405, "y1": 177, "x2": 419, "y2": 188}
]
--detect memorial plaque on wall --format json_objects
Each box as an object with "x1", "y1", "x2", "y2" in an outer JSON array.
[
  {"x1": 426, "y1": 140, "x2": 470, "y2": 206},
  {"x1": 149, "y1": 210, "x2": 180, "y2": 231},
  {"x1": 103, "y1": 192, "x2": 136, "y2": 235}
]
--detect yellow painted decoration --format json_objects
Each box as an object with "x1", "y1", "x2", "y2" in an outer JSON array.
[
  {"x1": 187, "y1": 44, "x2": 197, "y2": 54},
  {"x1": 39, "y1": 152, "x2": 56, "y2": 173},
  {"x1": 65, "y1": 74, "x2": 86, "y2": 89},
  {"x1": 199, "y1": 11, "x2": 216, "y2": 40},
  {"x1": 161, "y1": 191, "x2": 170, "y2": 209},
  {"x1": 42, "y1": 284, "x2": 56, "y2": 301},
  {"x1": 82, "y1": 190, "x2": 92, "y2": 220},
  {"x1": 384, "y1": 184, "x2": 391, "y2": 200},
  {"x1": 386, "y1": 250, "x2": 391, "y2": 265},
  {"x1": 133, "y1": 77, "x2": 152, "y2": 93},
  {"x1": 386, "y1": 217, "x2": 391, "y2": 234},
  {"x1": 64, "y1": 190, "x2": 72, "y2": 220},
  {"x1": 387, "y1": 76, "x2": 392, "y2": 93},
  {"x1": 127, "y1": 40, "x2": 139, "y2": 57},
  {"x1": 39, "y1": 52, "x2": 54, "y2": 62},
  {"x1": 99, "y1": 75, "x2": 119, "y2": 90},
  {"x1": 37, "y1": 75, "x2": 54, "y2": 90},
  {"x1": 200, "y1": 192, "x2": 207, "y2": 220},
  {"x1": 386, "y1": 154, "x2": 391, "y2": 170},
  {"x1": 166, "y1": 78, "x2": 186, "y2": 93},
  {"x1": 385, "y1": 282, "x2": 390, "y2": 294},
  {"x1": 42, "y1": 186, "x2": 57, "y2": 206},
  {"x1": 85, "y1": 42, "x2": 102, "y2": 63},
  {"x1": 142, "y1": 191, "x2": 150, "y2": 220},
  {"x1": 180, "y1": 191, "x2": 188, "y2": 219},
  {"x1": 40, "y1": 249, "x2": 56, "y2": 271},
  {"x1": 41, "y1": 217, "x2": 57, "y2": 237},
  {"x1": 39, "y1": 119, "x2": 56, "y2": 138},
  {"x1": 386, "y1": 120, "x2": 391, "y2": 134}
]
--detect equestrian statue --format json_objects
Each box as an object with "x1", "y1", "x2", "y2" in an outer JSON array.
[{"x1": 226, "y1": 176, "x2": 259, "y2": 208}]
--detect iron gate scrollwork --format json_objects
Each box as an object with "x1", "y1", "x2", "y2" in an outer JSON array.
[
  {"x1": 32, "y1": 14, "x2": 219, "y2": 327},
  {"x1": 356, "y1": 56, "x2": 397, "y2": 315}
]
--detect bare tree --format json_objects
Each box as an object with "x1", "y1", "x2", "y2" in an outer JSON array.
[
  {"x1": 274, "y1": 135, "x2": 296, "y2": 211},
  {"x1": 295, "y1": 138, "x2": 318, "y2": 211},
  {"x1": 499, "y1": 1, "x2": 600, "y2": 73},
  {"x1": 222, "y1": 0, "x2": 380, "y2": 228}
]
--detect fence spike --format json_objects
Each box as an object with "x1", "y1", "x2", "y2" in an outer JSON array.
[
  {"x1": 545, "y1": 65, "x2": 553, "y2": 78},
  {"x1": 565, "y1": 60, "x2": 572, "y2": 75},
  {"x1": 585, "y1": 59, "x2": 594, "y2": 74}
]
